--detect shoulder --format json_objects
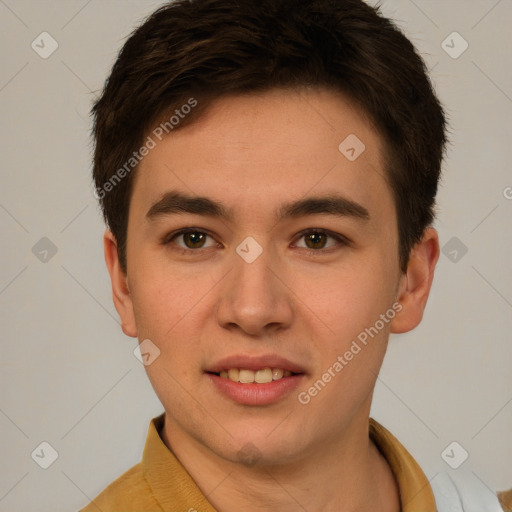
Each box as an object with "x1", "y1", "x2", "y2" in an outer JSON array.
[{"x1": 79, "y1": 462, "x2": 161, "y2": 512}]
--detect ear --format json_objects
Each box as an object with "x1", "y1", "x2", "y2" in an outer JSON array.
[
  {"x1": 103, "y1": 230, "x2": 138, "y2": 338},
  {"x1": 390, "y1": 228, "x2": 440, "y2": 334}
]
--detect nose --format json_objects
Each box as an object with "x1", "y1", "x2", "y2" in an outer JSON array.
[{"x1": 215, "y1": 245, "x2": 294, "y2": 337}]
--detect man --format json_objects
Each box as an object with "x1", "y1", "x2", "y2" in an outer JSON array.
[{"x1": 83, "y1": 0, "x2": 510, "y2": 510}]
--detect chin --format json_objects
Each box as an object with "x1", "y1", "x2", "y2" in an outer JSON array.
[{"x1": 205, "y1": 426, "x2": 311, "y2": 468}]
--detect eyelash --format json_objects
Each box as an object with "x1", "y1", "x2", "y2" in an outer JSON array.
[{"x1": 162, "y1": 228, "x2": 350, "y2": 254}]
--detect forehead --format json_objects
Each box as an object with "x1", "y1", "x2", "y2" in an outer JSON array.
[{"x1": 131, "y1": 88, "x2": 393, "y2": 223}]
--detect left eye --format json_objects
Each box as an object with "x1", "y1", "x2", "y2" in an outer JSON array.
[{"x1": 294, "y1": 230, "x2": 344, "y2": 250}]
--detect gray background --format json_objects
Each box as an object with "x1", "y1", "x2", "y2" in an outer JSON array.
[{"x1": 0, "y1": 0, "x2": 511, "y2": 510}]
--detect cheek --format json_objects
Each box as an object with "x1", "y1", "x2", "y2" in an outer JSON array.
[
  {"x1": 130, "y1": 281, "x2": 179, "y2": 340},
  {"x1": 129, "y1": 256, "x2": 213, "y2": 337},
  {"x1": 299, "y1": 272, "x2": 396, "y2": 417},
  {"x1": 304, "y1": 258, "x2": 397, "y2": 335},
  {"x1": 130, "y1": 270, "x2": 206, "y2": 396},
  {"x1": 128, "y1": 261, "x2": 222, "y2": 387},
  {"x1": 297, "y1": 254, "x2": 400, "y2": 406}
]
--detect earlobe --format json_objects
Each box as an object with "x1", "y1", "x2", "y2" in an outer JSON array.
[
  {"x1": 103, "y1": 230, "x2": 138, "y2": 338},
  {"x1": 390, "y1": 228, "x2": 440, "y2": 334}
]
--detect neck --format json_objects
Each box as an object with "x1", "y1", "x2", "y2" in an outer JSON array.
[{"x1": 161, "y1": 412, "x2": 401, "y2": 512}]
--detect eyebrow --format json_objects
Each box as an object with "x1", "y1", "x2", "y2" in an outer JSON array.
[{"x1": 146, "y1": 191, "x2": 370, "y2": 222}]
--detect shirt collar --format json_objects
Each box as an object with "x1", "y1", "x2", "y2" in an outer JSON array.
[
  {"x1": 142, "y1": 414, "x2": 217, "y2": 511},
  {"x1": 369, "y1": 418, "x2": 437, "y2": 511}
]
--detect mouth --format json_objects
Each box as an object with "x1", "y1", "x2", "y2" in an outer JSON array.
[{"x1": 205, "y1": 355, "x2": 306, "y2": 405}]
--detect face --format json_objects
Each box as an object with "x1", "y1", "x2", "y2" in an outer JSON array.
[{"x1": 106, "y1": 88, "x2": 434, "y2": 466}]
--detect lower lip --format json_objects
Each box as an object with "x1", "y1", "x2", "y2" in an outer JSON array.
[{"x1": 207, "y1": 373, "x2": 304, "y2": 406}]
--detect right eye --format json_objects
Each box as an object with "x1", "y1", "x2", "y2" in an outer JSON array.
[{"x1": 164, "y1": 228, "x2": 219, "y2": 252}]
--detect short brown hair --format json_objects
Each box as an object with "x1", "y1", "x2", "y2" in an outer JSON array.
[{"x1": 92, "y1": 0, "x2": 446, "y2": 272}]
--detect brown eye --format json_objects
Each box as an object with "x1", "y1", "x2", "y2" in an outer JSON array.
[
  {"x1": 165, "y1": 229, "x2": 217, "y2": 251},
  {"x1": 294, "y1": 229, "x2": 349, "y2": 251},
  {"x1": 182, "y1": 231, "x2": 207, "y2": 249},
  {"x1": 304, "y1": 232, "x2": 328, "y2": 249}
]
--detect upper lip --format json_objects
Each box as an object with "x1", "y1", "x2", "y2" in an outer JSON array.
[{"x1": 206, "y1": 354, "x2": 306, "y2": 374}]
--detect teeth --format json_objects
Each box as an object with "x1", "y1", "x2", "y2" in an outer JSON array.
[
  {"x1": 228, "y1": 368, "x2": 239, "y2": 381},
  {"x1": 255, "y1": 368, "x2": 273, "y2": 383},
  {"x1": 218, "y1": 368, "x2": 295, "y2": 383},
  {"x1": 272, "y1": 368, "x2": 284, "y2": 380},
  {"x1": 239, "y1": 369, "x2": 255, "y2": 383}
]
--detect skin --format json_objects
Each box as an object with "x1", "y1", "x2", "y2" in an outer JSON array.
[{"x1": 104, "y1": 87, "x2": 439, "y2": 512}]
